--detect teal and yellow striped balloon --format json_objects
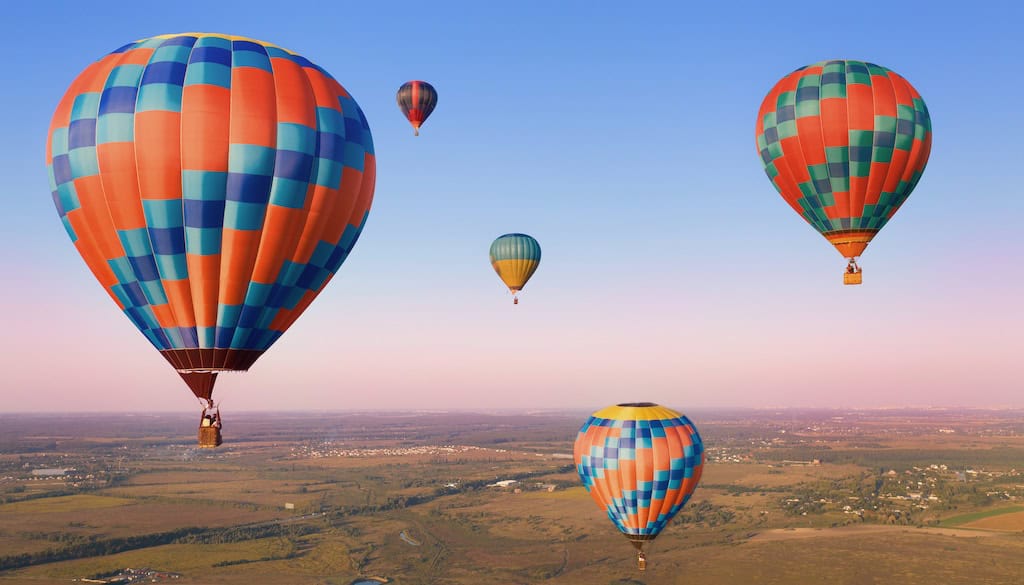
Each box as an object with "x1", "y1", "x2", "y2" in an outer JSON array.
[{"x1": 489, "y1": 233, "x2": 540, "y2": 304}]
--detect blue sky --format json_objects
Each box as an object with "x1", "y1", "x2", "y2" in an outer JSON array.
[{"x1": 1, "y1": 1, "x2": 1022, "y2": 411}]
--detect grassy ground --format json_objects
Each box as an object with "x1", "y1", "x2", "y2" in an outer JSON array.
[
  {"x1": 3, "y1": 411, "x2": 1024, "y2": 584},
  {"x1": 941, "y1": 506, "x2": 1024, "y2": 529}
]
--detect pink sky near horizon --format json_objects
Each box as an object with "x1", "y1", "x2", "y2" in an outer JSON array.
[{"x1": 5, "y1": 235, "x2": 1021, "y2": 413}]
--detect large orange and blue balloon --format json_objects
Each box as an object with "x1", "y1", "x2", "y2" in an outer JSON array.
[
  {"x1": 46, "y1": 33, "x2": 376, "y2": 417},
  {"x1": 574, "y1": 403, "x2": 704, "y2": 570},
  {"x1": 755, "y1": 60, "x2": 932, "y2": 284},
  {"x1": 396, "y1": 80, "x2": 437, "y2": 136},
  {"x1": 489, "y1": 233, "x2": 540, "y2": 304}
]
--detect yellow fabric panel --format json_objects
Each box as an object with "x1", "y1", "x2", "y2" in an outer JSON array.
[
  {"x1": 491, "y1": 258, "x2": 539, "y2": 291},
  {"x1": 591, "y1": 403, "x2": 682, "y2": 421}
]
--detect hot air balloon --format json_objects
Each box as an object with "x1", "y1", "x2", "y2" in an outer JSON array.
[
  {"x1": 574, "y1": 403, "x2": 704, "y2": 571},
  {"x1": 396, "y1": 80, "x2": 437, "y2": 136},
  {"x1": 489, "y1": 233, "x2": 540, "y2": 304},
  {"x1": 755, "y1": 60, "x2": 932, "y2": 284},
  {"x1": 46, "y1": 33, "x2": 376, "y2": 446}
]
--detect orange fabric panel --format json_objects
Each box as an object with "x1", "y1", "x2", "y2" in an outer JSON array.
[
  {"x1": 847, "y1": 83, "x2": 875, "y2": 130},
  {"x1": 890, "y1": 75, "x2": 914, "y2": 107},
  {"x1": 307, "y1": 72, "x2": 342, "y2": 113},
  {"x1": 849, "y1": 176, "x2": 870, "y2": 212},
  {"x1": 218, "y1": 229, "x2": 263, "y2": 305},
  {"x1": 872, "y1": 74, "x2": 898, "y2": 117},
  {"x1": 269, "y1": 58, "x2": 317, "y2": 126},
  {"x1": 322, "y1": 167, "x2": 364, "y2": 244},
  {"x1": 355, "y1": 153, "x2": 377, "y2": 219},
  {"x1": 903, "y1": 136, "x2": 931, "y2": 184},
  {"x1": 289, "y1": 184, "x2": 335, "y2": 265},
  {"x1": 150, "y1": 303, "x2": 176, "y2": 328},
  {"x1": 819, "y1": 98, "x2": 848, "y2": 148},
  {"x1": 795, "y1": 117, "x2": 826, "y2": 165},
  {"x1": 778, "y1": 137, "x2": 810, "y2": 182},
  {"x1": 96, "y1": 142, "x2": 147, "y2": 230},
  {"x1": 186, "y1": 253, "x2": 222, "y2": 328},
  {"x1": 865, "y1": 162, "x2": 889, "y2": 206},
  {"x1": 68, "y1": 212, "x2": 118, "y2": 291},
  {"x1": 135, "y1": 110, "x2": 183, "y2": 200},
  {"x1": 162, "y1": 278, "x2": 197, "y2": 328},
  {"x1": 73, "y1": 175, "x2": 123, "y2": 260},
  {"x1": 885, "y1": 150, "x2": 910, "y2": 192},
  {"x1": 118, "y1": 47, "x2": 156, "y2": 66},
  {"x1": 181, "y1": 84, "x2": 231, "y2": 171},
  {"x1": 229, "y1": 67, "x2": 276, "y2": 147},
  {"x1": 250, "y1": 206, "x2": 308, "y2": 284}
]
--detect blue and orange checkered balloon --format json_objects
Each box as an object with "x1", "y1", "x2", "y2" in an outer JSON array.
[
  {"x1": 46, "y1": 33, "x2": 376, "y2": 400},
  {"x1": 574, "y1": 403, "x2": 704, "y2": 550}
]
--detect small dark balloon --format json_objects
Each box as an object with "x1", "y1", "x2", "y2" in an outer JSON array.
[{"x1": 397, "y1": 80, "x2": 437, "y2": 136}]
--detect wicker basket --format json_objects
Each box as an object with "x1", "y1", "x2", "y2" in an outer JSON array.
[
  {"x1": 843, "y1": 271, "x2": 863, "y2": 285},
  {"x1": 198, "y1": 426, "x2": 222, "y2": 448}
]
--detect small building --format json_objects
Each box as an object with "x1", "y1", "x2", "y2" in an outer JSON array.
[
  {"x1": 284, "y1": 502, "x2": 295, "y2": 510},
  {"x1": 32, "y1": 468, "x2": 70, "y2": 477}
]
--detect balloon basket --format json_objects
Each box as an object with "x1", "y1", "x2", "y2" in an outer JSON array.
[
  {"x1": 637, "y1": 551, "x2": 647, "y2": 572},
  {"x1": 198, "y1": 426, "x2": 222, "y2": 448},
  {"x1": 843, "y1": 271, "x2": 863, "y2": 285}
]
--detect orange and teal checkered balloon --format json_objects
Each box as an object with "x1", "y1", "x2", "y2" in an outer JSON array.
[
  {"x1": 755, "y1": 60, "x2": 932, "y2": 260},
  {"x1": 574, "y1": 403, "x2": 704, "y2": 544}
]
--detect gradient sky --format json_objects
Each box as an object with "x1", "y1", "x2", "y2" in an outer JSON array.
[{"x1": 1, "y1": 1, "x2": 1022, "y2": 412}]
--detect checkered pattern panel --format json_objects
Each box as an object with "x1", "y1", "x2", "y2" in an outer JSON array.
[
  {"x1": 574, "y1": 406, "x2": 704, "y2": 538},
  {"x1": 755, "y1": 60, "x2": 932, "y2": 240},
  {"x1": 46, "y1": 33, "x2": 376, "y2": 360}
]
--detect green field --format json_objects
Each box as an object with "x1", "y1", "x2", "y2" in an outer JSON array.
[
  {"x1": 940, "y1": 506, "x2": 1024, "y2": 527},
  {"x1": 0, "y1": 494, "x2": 132, "y2": 514}
]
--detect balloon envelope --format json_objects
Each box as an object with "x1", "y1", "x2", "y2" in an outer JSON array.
[
  {"x1": 489, "y1": 233, "x2": 540, "y2": 297},
  {"x1": 755, "y1": 60, "x2": 932, "y2": 259},
  {"x1": 574, "y1": 403, "x2": 704, "y2": 546},
  {"x1": 46, "y1": 33, "x2": 376, "y2": 400},
  {"x1": 396, "y1": 80, "x2": 437, "y2": 135}
]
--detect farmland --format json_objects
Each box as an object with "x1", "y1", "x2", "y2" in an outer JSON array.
[{"x1": 2, "y1": 409, "x2": 1024, "y2": 584}]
